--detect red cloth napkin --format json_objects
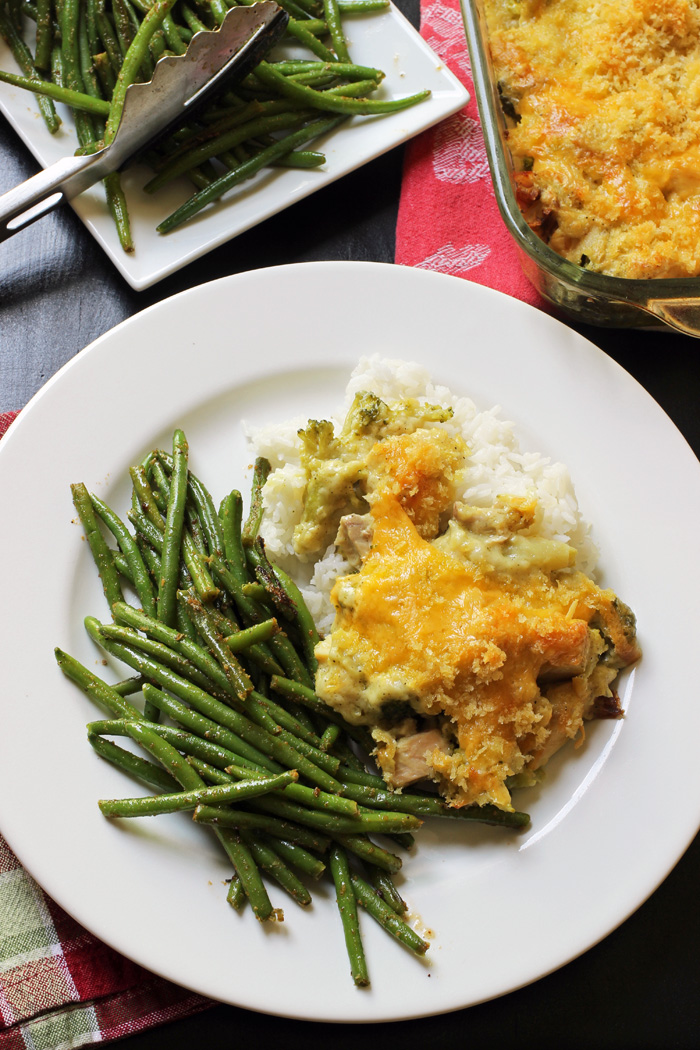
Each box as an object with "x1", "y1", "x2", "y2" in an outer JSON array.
[
  {"x1": 395, "y1": 0, "x2": 542, "y2": 305},
  {"x1": 0, "y1": 411, "x2": 212, "y2": 1049}
]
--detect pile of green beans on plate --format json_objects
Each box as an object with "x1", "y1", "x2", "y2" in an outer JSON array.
[
  {"x1": 0, "y1": 0, "x2": 430, "y2": 249},
  {"x1": 57, "y1": 429, "x2": 529, "y2": 986}
]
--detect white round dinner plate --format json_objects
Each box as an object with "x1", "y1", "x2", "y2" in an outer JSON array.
[{"x1": 0, "y1": 261, "x2": 698, "y2": 1022}]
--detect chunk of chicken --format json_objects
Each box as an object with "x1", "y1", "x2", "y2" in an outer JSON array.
[
  {"x1": 390, "y1": 729, "x2": 447, "y2": 788},
  {"x1": 335, "y1": 513, "x2": 373, "y2": 569}
]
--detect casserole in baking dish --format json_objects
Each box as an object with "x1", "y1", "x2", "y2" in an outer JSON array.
[{"x1": 460, "y1": 0, "x2": 700, "y2": 335}]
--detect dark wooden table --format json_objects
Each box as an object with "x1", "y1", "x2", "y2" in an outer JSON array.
[{"x1": 2, "y1": 12, "x2": 699, "y2": 1043}]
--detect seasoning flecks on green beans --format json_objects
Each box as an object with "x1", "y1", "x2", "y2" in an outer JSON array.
[
  {"x1": 0, "y1": 0, "x2": 429, "y2": 247},
  {"x1": 58, "y1": 428, "x2": 529, "y2": 985}
]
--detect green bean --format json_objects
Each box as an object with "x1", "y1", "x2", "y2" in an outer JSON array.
[
  {"x1": 111, "y1": 0, "x2": 136, "y2": 55},
  {"x1": 240, "y1": 831, "x2": 312, "y2": 906},
  {"x1": 92, "y1": 50, "x2": 115, "y2": 94},
  {"x1": 338, "y1": 765, "x2": 385, "y2": 789},
  {"x1": 263, "y1": 836, "x2": 326, "y2": 879},
  {"x1": 112, "y1": 600, "x2": 248, "y2": 701},
  {"x1": 187, "y1": 755, "x2": 236, "y2": 784},
  {"x1": 320, "y1": 723, "x2": 341, "y2": 751},
  {"x1": 34, "y1": 0, "x2": 52, "y2": 69},
  {"x1": 184, "y1": 502, "x2": 207, "y2": 554},
  {"x1": 186, "y1": 470, "x2": 227, "y2": 558},
  {"x1": 145, "y1": 109, "x2": 315, "y2": 192},
  {"x1": 177, "y1": 589, "x2": 252, "y2": 700},
  {"x1": 226, "y1": 871, "x2": 246, "y2": 909},
  {"x1": 254, "y1": 60, "x2": 430, "y2": 115},
  {"x1": 86, "y1": 0, "x2": 103, "y2": 53},
  {"x1": 336, "y1": 0, "x2": 388, "y2": 8},
  {"x1": 0, "y1": 7, "x2": 60, "y2": 131},
  {"x1": 91, "y1": 716, "x2": 257, "y2": 773},
  {"x1": 95, "y1": 6, "x2": 124, "y2": 75},
  {"x1": 333, "y1": 833, "x2": 401, "y2": 873},
  {"x1": 180, "y1": 2, "x2": 208, "y2": 32},
  {"x1": 148, "y1": 26, "x2": 166, "y2": 61},
  {"x1": 351, "y1": 874, "x2": 429, "y2": 956},
  {"x1": 246, "y1": 689, "x2": 323, "y2": 750},
  {"x1": 219, "y1": 490, "x2": 247, "y2": 582},
  {"x1": 79, "y1": 8, "x2": 105, "y2": 108},
  {"x1": 250, "y1": 794, "x2": 421, "y2": 836},
  {"x1": 112, "y1": 674, "x2": 147, "y2": 696},
  {"x1": 61, "y1": 0, "x2": 97, "y2": 146},
  {"x1": 270, "y1": 148, "x2": 326, "y2": 169},
  {"x1": 147, "y1": 457, "x2": 220, "y2": 600},
  {"x1": 209, "y1": 556, "x2": 314, "y2": 687},
  {"x1": 286, "y1": 16, "x2": 336, "y2": 59},
  {"x1": 98, "y1": 769, "x2": 298, "y2": 817},
  {"x1": 56, "y1": 649, "x2": 143, "y2": 719},
  {"x1": 325, "y1": 77, "x2": 380, "y2": 98},
  {"x1": 97, "y1": 621, "x2": 227, "y2": 697},
  {"x1": 157, "y1": 428, "x2": 189, "y2": 627},
  {"x1": 340, "y1": 781, "x2": 530, "y2": 827},
  {"x1": 0, "y1": 67, "x2": 111, "y2": 110},
  {"x1": 90, "y1": 493, "x2": 157, "y2": 617},
  {"x1": 71, "y1": 482, "x2": 124, "y2": 613},
  {"x1": 190, "y1": 601, "x2": 281, "y2": 678},
  {"x1": 329, "y1": 846, "x2": 368, "y2": 986},
  {"x1": 246, "y1": 537, "x2": 296, "y2": 622},
  {"x1": 50, "y1": 42, "x2": 64, "y2": 87},
  {"x1": 227, "y1": 766, "x2": 359, "y2": 818},
  {"x1": 223, "y1": 618, "x2": 278, "y2": 652},
  {"x1": 88, "y1": 732, "x2": 181, "y2": 793},
  {"x1": 241, "y1": 696, "x2": 341, "y2": 782},
  {"x1": 141, "y1": 684, "x2": 279, "y2": 772},
  {"x1": 104, "y1": 172, "x2": 134, "y2": 253},
  {"x1": 157, "y1": 116, "x2": 343, "y2": 233},
  {"x1": 116, "y1": 717, "x2": 203, "y2": 788},
  {"x1": 130, "y1": 464, "x2": 164, "y2": 527},
  {"x1": 388, "y1": 832, "x2": 416, "y2": 852},
  {"x1": 156, "y1": 452, "x2": 228, "y2": 560},
  {"x1": 256, "y1": 553, "x2": 319, "y2": 672},
  {"x1": 267, "y1": 0, "x2": 311, "y2": 21},
  {"x1": 242, "y1": 457, "x2": 271, "y2": 547},
  {"x1": 161, "y1": 11, "x2": 187, "y2": 53},
  {"x1": 321, "y1": 0, "x2": 349, "y2": 61},
  {"x1": 104, "y1": 0, "x2": 179, "y2": 144},
  {"x1": 217, "y1": 828, "x2": 276, "y2": 921},
  {"x1": 369, "y1": 867, "x2": 406, "y2": 915},
  {"x1": 135, "y1": 670, "x2": 337, "y2": 790},
  {"x1": 194, "y1": 804, "x2": 332, "y2": 853}
]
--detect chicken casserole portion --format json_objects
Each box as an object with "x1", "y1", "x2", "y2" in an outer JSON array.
[{"x1": 293, "y1": 393, "x2": 640, "y2": 811}]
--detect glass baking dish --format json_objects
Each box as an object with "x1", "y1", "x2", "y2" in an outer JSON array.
[{"x1": 459, "y1": 0, "x2": 700, "y2": 337}]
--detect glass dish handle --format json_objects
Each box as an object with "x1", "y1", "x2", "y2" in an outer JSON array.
[{"x1": 642, "y1": 299, "x2": 700, "y2": 338}]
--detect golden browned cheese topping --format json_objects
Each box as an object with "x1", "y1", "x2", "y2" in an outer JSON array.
[
  {"x1": 315, "y1": 488, "x2": 639, "y2": 810},
  {"x1": 485, "y1": 0, "x2": 700, "y2": 278}
]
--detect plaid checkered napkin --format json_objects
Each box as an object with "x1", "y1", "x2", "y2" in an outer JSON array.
[
  {"x1": 0, "y1": 411, "x2": 212, "y2": 1049},
  {"x1": 395, "y1": 0, "x2": 543, "y2": 306}
]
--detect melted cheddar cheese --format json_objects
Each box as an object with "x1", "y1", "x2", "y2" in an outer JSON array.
[
  {"x1": 485, "y1": 0, "x2": 700, "y2": 278},
  {"x1": 315, "y1": 490, "x2": 636, "y2": 809},
  {"x1": 307, "y1": 400, "x2": 640, "y2": 811}
]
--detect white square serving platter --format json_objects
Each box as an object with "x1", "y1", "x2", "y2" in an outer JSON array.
[{"x1": 0, "y1": 5, "x2": 468, "y2": 289}]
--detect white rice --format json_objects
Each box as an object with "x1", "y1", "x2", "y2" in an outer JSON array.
[{"x1": 245, "y1": 354, "x2": 597, "y2": 636}]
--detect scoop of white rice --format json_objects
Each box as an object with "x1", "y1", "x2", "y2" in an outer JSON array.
[{"x1": 244, "y1": 354, "x2": 597, "y2": 636}]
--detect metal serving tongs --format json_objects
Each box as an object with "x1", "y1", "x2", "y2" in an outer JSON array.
[{"x1": 0, "y1": 1, "x2": 288, "y2": 241}]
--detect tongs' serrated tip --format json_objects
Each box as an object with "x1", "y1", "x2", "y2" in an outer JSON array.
[{"x1": 114, "y1": 2, "x2": 289, "y2": 158}]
